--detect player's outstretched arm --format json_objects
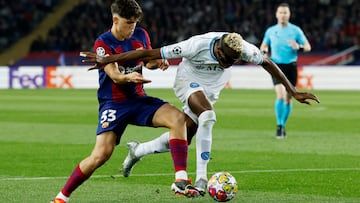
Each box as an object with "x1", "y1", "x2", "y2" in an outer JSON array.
[
  {"x1": 80, "y1": 49, "x2": 162, "y2": 71},
  {"x1": 261, "y1": 57, "x2": 320, "y2": 105}
]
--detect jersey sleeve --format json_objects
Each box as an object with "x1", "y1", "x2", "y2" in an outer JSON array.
[
  {"x1": 140, "y1": 28, "x2": 152, "y2": 50},
  {"x1": 94, "y1": 39, "x2": 112, "y2": 57},
  {"x1": 160, "y1": 36, "x2": 198, "y2": 59},
  {"x1": 296, "y1": 27, "x2": 308, "y2": 45},
  {"x1": 262, "y1": 29, "x2": 271, "y2": 45},
  {"x1": 240, "y1": 40, "x2": 263, "y2": 65}
]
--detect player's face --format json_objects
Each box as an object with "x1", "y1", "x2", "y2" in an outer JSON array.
[
  {"x1": 215, "y1": 36, "x2": 239, "y2": 68},
  {"x1": 113, "y1": 16, "x2": 138, "y2": 39},
  {"x1": 276, "y1": 6, "x2": 290, "y2": 25}
]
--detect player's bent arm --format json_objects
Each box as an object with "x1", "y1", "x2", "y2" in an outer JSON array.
[
  {"x1": 145, "y1": 60, "x2": 161, "y2": 69},
  {"x1": 104, "y1": 63, "x2": 152, "y2": 84},
  {"x1": 303, "y1": 41, "x2": 311, "y2": 52},
  {"x1": 104, "y1": 63, "x2": 131, "y2": 84},
  {"x1": 261, "y1": 57, "x2": 297, "y2": 96},
  {"x1": 259, "y1": 42, "x2": 269, "y2": 54},
  {"x1": 103, "y1": 49, "x2": 162, "y2": 65}
]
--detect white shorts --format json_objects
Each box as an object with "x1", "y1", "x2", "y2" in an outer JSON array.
[{"x1": 173, "y1": 69, "x2": 226, "y2": 124}]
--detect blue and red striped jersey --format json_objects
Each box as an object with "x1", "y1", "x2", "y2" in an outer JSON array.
[{"x1": 94, "y1": 27, "x2": 152, "y2": 102}]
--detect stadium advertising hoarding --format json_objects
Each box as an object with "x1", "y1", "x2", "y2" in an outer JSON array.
[
  {"x1": 0, "y1": 67, "x2": 9, "y2": 89},
  {"x1": 1, "y1": 66, "x2": 98, "y2": 89},
  {"x1": 0, "y1": 66, "x2": 359, "y2": 90}
]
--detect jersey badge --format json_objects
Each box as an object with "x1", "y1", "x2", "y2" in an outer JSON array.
[
  {"x1": 101, "y1": 122, "x2": 109, "y2": 128},
  {"x1": 190, "y1": 82, "x2": 200, "y2": 88},
  {"x1": 201, "y1": 152, "x2": 210, "y2": 160},
  {"x1": 172, "y1": 46, "x2": 182, "y2": 55},
  {"x1": 96, "y1": 47, "x2": 106, "y2": 56}
]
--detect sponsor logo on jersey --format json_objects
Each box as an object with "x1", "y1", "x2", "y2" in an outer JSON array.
[
  {"x1": 190, "y1": 82, "x2": 200, "y2": 88},
  {"x1": 123, "y1": 64, "x2": 143, "y2": 74},
  {"x1": 195, "y1": 65, "x2": 223, "y2": 71}
]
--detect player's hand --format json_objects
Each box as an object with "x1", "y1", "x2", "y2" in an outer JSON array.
[
  {"x1": 288, "y1": 40, "x2": 300, "y2": 50},
  {"x1": 157, "y1": 59, "x2": 169, "y2": 70},
  {"x1": 127, "y1": 72, "x2": 152, "y2": 84},
  {"x1": 146, "y1": 59, "x2": 169, "y2": 71},
  {"x1": 293, "y1": 92, "x2": 320, "y2": 105},
  {"x1": 80, "y1": 52, "x2": 109, "y2": 71}
]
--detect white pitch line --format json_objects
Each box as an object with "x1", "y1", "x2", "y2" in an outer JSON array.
[{"x1": 1, "y1": 168, "x2": 359, "y2": 181}]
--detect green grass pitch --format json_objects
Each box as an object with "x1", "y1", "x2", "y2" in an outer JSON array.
[{"x1": 0, "y1": 88, "x2": 359, "y2": 203}]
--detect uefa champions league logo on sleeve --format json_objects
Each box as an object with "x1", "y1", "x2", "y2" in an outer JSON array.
[
  {"x1": 172, "y1": 46, "x2": 182, "y2": 55},
  {"x1": 96, "y1": 47, "x2": 106, "y2": 56}
]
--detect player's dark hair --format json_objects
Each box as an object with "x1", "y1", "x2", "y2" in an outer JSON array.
[
  {"x1": 111, "y1": 0, "x2": 143, "y2": 21},
  {"x1": 278, "y1": 2, "x2": 290, "y2": 9}
]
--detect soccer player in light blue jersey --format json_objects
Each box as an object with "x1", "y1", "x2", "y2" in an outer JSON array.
[{"x1": 260, "y1": 2, "x2": 311, "y2": 139}]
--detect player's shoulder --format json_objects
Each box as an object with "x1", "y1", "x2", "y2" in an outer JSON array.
[
  {"x1": 130, "y1": 27, "x2": 150, "y2": 43},
  {"x1": 186, "y1": 32, "x2": 223, "y2": 50},
  {"x1": 199, "y1": 32, "x2": 227, "y2": 39},
  {"x1": 94, "y1": 30, "x2": 114, "y2": 49},
  {"x1": 133, "y1": 27, "x2": 149, "y2": 37},
  {"x1": 266, "y1": 24, "x2": 278, "y2": 31},
  {"x1": 288, "y1": 23, "x2": 303, "y2": 31},
  {"x1": 134, "y1": 26, "x2": 148, "y2": 34},
  {"x1": 96, "y1": 30, "x2": 112, "y2": 41},
  {"x1": 187, "y1": 32, "x2": 225, "y2": 45}
]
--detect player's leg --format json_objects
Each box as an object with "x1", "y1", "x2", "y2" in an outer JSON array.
[
  {"x1": 151, "y1": 102, "x2": 200, "y2": 197},
  {"x1": 281, "y1": 63, "x2": 297, "y2": 136},
  {"x1": 187, "y1": 90, "x2": 216, "y2": 195},
  {"x1": 282, "y1": 92, "x2": 293, "y2": 137},
  {"x1": 51, "y1": 131, "x2": 117, "y2": 203},
  {"x1": 132, "y1": 132, "x2": 170, "y2": 158},
  {"x1": 121, "y1": 131, "x2": 170, "y2": 177},
  {"x1": 122, "y1": 114, "x2": 198, "y2": 177},
  {"x1": 274, "y1": 83, "x2": 287, "y2": 138}
]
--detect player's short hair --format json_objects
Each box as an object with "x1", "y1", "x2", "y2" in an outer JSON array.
[
  {"x1": 223, "y1": 33, "x2": 243, "y2": 53},
  {"x1": 278, "y1": 2, "x2": 290, "y2": 8},
  {"x1": 111, "y1": 0, "x2": 143, "y2": 20}
]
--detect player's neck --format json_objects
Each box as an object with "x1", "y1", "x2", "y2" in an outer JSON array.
[
  {"x1": 278, "y1": 22, "x2": 288, "y2": 28},
  {"x1": 111, "y1": 27, "x2": 126, "y2": 41}
]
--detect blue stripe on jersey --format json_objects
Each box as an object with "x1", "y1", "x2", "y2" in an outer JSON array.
[
  {"x1": 210, "y1": 36, "x2": 219, "y2": 60},
  {"x1": 95, "y1": 27, "x2": 150, "y2": 102}
]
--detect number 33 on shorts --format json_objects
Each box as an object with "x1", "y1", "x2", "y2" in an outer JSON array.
[{"x1": 100, "y1": 109, "x2": 117, "y2": 128}]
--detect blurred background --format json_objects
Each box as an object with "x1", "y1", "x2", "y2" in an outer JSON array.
[{"x1": 0, "y1": 0, "x2": 359, "y2": 66}]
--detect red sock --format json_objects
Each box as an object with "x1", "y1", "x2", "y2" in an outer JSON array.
[
  {"x1": 61, "y1": 165, "x2": 91, "y2": 197},
  {"x1": 169, "y1": 139, "x2": 188, "y2": 172}
]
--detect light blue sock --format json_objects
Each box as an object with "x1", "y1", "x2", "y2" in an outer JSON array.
[
  {"x1": 275, "y1": 99, "x2": 285, "y2": 126},
  {"x1": 282, "y1": 102, "x2": 293, "y2": 126}
]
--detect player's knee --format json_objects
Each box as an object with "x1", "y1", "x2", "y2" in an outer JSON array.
[
  {"x1": 172, "y1": 111, "x2": 187, "y2": 125},
  {"x1": 91, "y1": 150, "x2": 112, "y2": 167},
  {"x1": 166, "y1": 112, "x2": 187, "y2": 136},
  {"x1": 198, "y1": 110, "x2": 216, "y2": 126}
]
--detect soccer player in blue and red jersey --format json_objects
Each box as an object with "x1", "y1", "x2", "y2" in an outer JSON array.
[{"x1": 50, "y1": 1, "x2": 199, "y2": 202}]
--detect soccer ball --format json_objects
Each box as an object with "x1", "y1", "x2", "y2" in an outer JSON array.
[{"x1": 207, "y1": 172, "x2": 238, "y2": 202}]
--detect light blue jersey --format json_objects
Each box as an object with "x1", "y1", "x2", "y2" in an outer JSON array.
[{"x1": 263, "y1": 23, "x2": 308, "y2": 64}]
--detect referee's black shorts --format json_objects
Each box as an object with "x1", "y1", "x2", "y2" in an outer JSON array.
[{"x1": 272, "y1": 62, "x2": 297, "y2": 86}]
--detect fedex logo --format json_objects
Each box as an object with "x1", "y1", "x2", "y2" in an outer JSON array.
[
  {"x1": 46, "y1": 67, "x2": 73, "y2": 88},
  {"x1": 9, "y1": 66, "x2": 73, "y2": 89}
]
